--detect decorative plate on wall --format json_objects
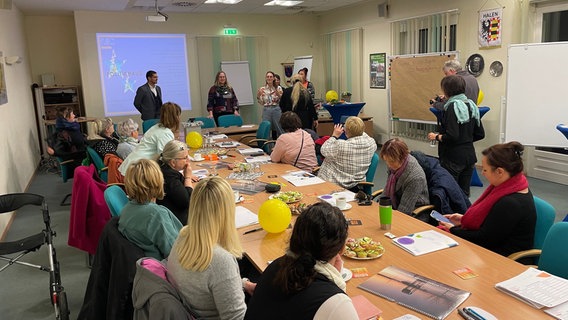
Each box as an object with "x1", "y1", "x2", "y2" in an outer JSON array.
[
  {"x1": 489, "y1": 61, "x2": 503, "y2": 77},
  {"x1": 466, "y1": 54, "x2": 485, "y2": 77}
]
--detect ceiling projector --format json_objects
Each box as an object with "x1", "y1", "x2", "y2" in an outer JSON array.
[{"x1": 146, "y1": 12, "x2": 168, "y2": 22}]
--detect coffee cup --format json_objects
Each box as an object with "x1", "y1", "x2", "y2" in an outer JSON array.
[
  {"x1": 193, "y1": 153, "x2": 203, "y2": 161},
  {"x1": 336, "y1": 196, "x2": 347, "y2": 210}
]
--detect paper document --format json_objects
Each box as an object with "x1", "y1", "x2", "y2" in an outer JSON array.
[
  {"x1": 238, "y1": 148, "x2": 265, "y2": 156},
  {"x1": 282, "y1": 170, "x2": 326, "y2": 187},
  {"x1": 215, "y1": 141, "x2": 240, "y2": 148},
  {"x1": 208, "y1": 134, "x2": 228, "y2": 140},
  {"x1": 235, "y1": 206, "x2": 259, "y2": 228},
  {"x1": 241, "y1": 124, "x2": 255, "y2": 128},
  {"x1": 392, "y1": 230, "x2": 459, "y2": 256},
  {"x1": 244, "y1": 156, "x2": 271, "y2": 164}
]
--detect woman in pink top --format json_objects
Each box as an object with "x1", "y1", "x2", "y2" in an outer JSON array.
[{"x1": 270, "y1": 111, "x2": 317, "y2": 172}]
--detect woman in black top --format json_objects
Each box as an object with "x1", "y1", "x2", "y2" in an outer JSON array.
[
  {"x1": 156, "y1": 140, "x2": 196, "y2": 225},
  {"x1": 428, "y1": 75, "x2": 484, "y2": 196},
  {"x1": 279, "y1": 74, "x2": 318, "y2": 131},
  {"x1": 206, "y1": 71, "x2": 239, "y2": 126},
  {"x1": 92, "y1": 117, "x2": 120, "y2": 159}
]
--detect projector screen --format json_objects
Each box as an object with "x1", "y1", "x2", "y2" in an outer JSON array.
[{"x1": 96, "y1": 33, "x2": 192, "y2": 117}]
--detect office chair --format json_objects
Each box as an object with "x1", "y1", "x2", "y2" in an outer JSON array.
[
  {"x1": 104, "y1": 185, "x2": 128, "y2": 217},
  {"x1": 0, "y1": 193, "x2": 70, "y2": 320},
  {"x1": 142, "y1": 119, "x2": 159, "y2": 133},
  {"x1": 217, "y1": 114, "x2": 243, "y2": 127},
  {"x1": 86, "y1": 146, "x2": 108, "y2": 183},
  {"x1": 556, "y1": 124, "x2": 568, "y2": 141},
  {"x1": 356, "y1": 153, "x2": 380, "y2": 196},
  {"x1": 239, "y1": 121, "x2": 272, "y2": 152},
  {"x1": 508, "y1": 196, "x2": 556, "y2": 264},
  {"x1": 193, "y1": 117, "x2": 216, "y2": 129}
]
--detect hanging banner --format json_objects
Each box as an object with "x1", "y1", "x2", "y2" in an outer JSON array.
[{"x1": 478, "y1": 8, "x2": 502, "y2": 47}]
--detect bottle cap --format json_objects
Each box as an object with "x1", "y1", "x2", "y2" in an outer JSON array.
[{"x1": 379, "y1": 196, "x2": 391, "y2": 206}]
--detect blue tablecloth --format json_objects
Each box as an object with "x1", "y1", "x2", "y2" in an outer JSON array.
[{"x1": 322, "y1": 102, "x2": 366, "y2": 124}]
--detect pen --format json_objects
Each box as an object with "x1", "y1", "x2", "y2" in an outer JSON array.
[
  {"x1": 458, "y1": 308, "x2": 476, "y2": 320},
  {"x1": 243, "y1": 227, "x2": 263, "y2": 235},
  {"x1": 464, "y1": 307, "x2": 486, "y2": 320}
]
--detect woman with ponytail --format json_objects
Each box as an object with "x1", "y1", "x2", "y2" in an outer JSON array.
[
  {"x1": 245, "y1": 202, "x2": 357, "y2": 320},
  {"x1": 279, "y1": 74, "x2": 318, "y2": 131},
  {"x1": 438, "y1": 141, "x2": 537, "y2": 258}
]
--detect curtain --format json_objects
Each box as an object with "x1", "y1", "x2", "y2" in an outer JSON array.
[
  {"x1": 391, "y1": 11, "x2": 458, "y2": 55},
  {"x1": 322, "y1": 28, "x2": 363, "y2": 102},
  {"x1": 196, "y1": 36, "x2": 267, "y2": 123}
]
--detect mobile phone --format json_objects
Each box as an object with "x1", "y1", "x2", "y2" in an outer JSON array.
[{"x1": 430, "y1": 210, "x2": 453, "y2": 225}]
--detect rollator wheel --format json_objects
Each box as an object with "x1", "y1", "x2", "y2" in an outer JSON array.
[{"x1": 56, "y1": 291, "x2": 70, "y2": 320}]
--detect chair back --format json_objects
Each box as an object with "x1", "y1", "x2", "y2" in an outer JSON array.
[
  {"x1": 361, "y1": 153, "x2": 379, "y2": 195},
  {"x1": 218, "y1": 115, "x2": 243, "y2": 127},
  {"x1": 256, "y1": 121, "x2": 272, "y2": 150},
  {"x1": 142, "y1": 119, "x2": 159, "y2": 133},
  {"x1": 194, "y1": 117, "x2": 216, "y2": 129},
  {"x1": 533, "y1": 196, "x2": 556, "y2": 250},
  {"x1": 104, "y1": 185, "x2": 128, "y2": 217},
  {"x1": 86, "y1": 146, "x2": 108, "y2": 183},
  {"x1": 538, "y1": 222, "x2": 568, "y2": 279},
  {"x1": 556, "y1": 124, "x2": 568, "y2": 141}
]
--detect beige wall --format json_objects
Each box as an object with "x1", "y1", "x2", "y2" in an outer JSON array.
[{"x1": 0, "y1": 5, "x2": 40, "y2": 236}]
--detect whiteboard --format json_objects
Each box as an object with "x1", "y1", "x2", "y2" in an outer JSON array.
[
  {"x1": 221, "y1": 61, "x2": 254, "y2": 106},
  {"x1": 505, "y1": 42, "x2": 568, "y2": 147},
  {"x1": 292, "y1": 56, "x2": 313, "y2": 81}
]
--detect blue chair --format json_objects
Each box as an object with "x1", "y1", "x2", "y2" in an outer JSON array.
[
  {"x1": 86, "y1": 146, "x2": 108, "y2": 183},
  {"x1": 104, "y1": 185, "x2": 128, "y2": 217},
  {"x1": 239, "y1": 121, "x2": 272, "y2": 152},
  {"x1": 142, "y1": 119, "x2": 159, "y2": 133},
  {"x1": 217, "y1": 114, "x2": 243, "y2": 127},
  {"x1": 356, "y1": 153, "x2": 380, "y2": 195},
  {"x1": 194, "y1": 117, "x2": 216, "y2": 129},
  {"x1": 556, "y1": 124, "x2": 568, "y2": 140},
  {"x1": 508, "y1": 196, "x2": 556, "y2": 264}
]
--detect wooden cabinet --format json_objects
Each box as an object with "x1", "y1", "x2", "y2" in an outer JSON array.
[{"x1": 33, "y1": 85, "x2": 85, "y2": 157}]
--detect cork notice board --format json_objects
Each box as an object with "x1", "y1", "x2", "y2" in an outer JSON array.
[{"x1": 390, "y1": 53, "x2": 455, "y2": 122}]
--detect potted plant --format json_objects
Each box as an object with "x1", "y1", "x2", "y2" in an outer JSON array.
[{"x1": 341, "y1": 91, "x2": 352, "y2": 102}]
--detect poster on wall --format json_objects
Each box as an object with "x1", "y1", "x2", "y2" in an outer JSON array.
[
  {"x1": 0, "y1": 52, "x2": 7, "y2": 105},
  {"x1": 370, "y1": 53, "x2": 386, "y2": 89},
  {"x1": 478, "y1": 8, "x2": 502, "y2": 47}
]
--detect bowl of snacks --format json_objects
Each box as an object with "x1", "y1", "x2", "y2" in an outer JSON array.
[
  {"x1": 269, "y1": 191, "x2": 303, "y2": 204},
  {"x1": 289, "y1": 202, "x2": 307, "y2": 215},
  {"x1": 343, "y1": 237, "x2": 385, "y2": 259}
]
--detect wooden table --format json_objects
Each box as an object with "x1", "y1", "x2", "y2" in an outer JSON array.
[
  {"x1": 218, "y1": 161, "x2": 550, "y2": 319},
  {"x1": 202, "y1": 125, "x2": 258, "y2": 142}
]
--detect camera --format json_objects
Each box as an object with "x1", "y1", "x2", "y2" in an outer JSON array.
[{"x1": 429, "y1": 96, "x2": 443, "y2": 105}]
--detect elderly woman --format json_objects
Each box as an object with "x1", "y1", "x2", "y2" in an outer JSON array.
[
  {"x1": 119, "y1": 102, "x2": 181, "y2": 176},
  {"x1": 380, "y1": 138, "x2": 429, "y2": 215},
  {"x1": 92, "y1": 117, "x2": 120, "y2": 159},
  {"x1": 439, "y1": 141, "x2": 536, "y2": 258},
  {"x1": 156, "y1": 140, "x2": 196, "y2": 225},
  {"x1": 270, "y1": 111, "x2": 317, "y2": 172},
  {"x1": 118, "y1": 159, "x2": 183, "y2": 260},
  {"x1": 245, "y1": 202, "x2": 357, "y2": 320},
  {"x1": 279, "y1": 74, "x2": 318, "y2": 131},
  {"x1": 167, "y1": 176, "x2": 253, "y2": 319},
  {"x1": 116, "y1": 118, "x2": 139, "y2": 159}
]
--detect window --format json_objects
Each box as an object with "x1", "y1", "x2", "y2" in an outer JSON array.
[
  {"x1": 534, "y1": 1, "x2": 568, "y2": 42},
  {"x1": 391, "y1": 10, "x2": 459, "y2": 55}
]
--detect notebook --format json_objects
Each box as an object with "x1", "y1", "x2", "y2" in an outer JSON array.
[
  {"x1": 358, "y1": 265, "x2": 470, "y2": 320},
  {"x1": 392, "y1": 230, "x2": 458, "y2": 256},
  {"x1": 351, "y1": 295, "x2": 382, "y2": 320}
]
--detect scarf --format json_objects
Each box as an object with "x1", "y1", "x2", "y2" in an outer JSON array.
[
  {"x1": 384, "y1": 155, "x2": 409, "y2": 209},
  {"x1": 314, "y1": 260, "x2": 346, "y2": 292},
  {"x1": 443, "y1": 93, "x2": 480, "y2": 125},
  {"x1": 461, "y1": 173, "x2": 529, "y2": 230}
]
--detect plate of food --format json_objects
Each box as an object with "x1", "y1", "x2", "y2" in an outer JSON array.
[
  {"x1": 343, "y1": 237, "x2": 385, "y2": 260},
  {"x1": 269, "y1": 191, "x2": 303, "y2": 204}
]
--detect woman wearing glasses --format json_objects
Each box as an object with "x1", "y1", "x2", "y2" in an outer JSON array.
[{"x1": 156, "y1": 140, "x2": 197, "y2": 225}]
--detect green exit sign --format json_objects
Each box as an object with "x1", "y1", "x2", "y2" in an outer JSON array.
[{"x1": 223, "y1": 28, "x2": 238, "y2": 35}]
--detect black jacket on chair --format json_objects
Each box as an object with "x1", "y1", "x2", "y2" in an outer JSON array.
[{"x1": 77, "y1": 217, "x2": 145, "y2": 320}]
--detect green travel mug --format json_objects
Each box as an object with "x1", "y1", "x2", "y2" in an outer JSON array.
[{"x1": 379, "y1": 196, "x2": 392, "y2": 230}]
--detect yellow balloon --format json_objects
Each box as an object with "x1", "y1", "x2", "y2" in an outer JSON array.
[
  {"x1": 258, "y1": 199, "x2": 292, "y2": 233},
  {"x1": 186, "y1": 131, "x2": 203, "y2": 149},
  {"x1": 325, "y1": 90, "x2": 339, "y2": 103},
  {"x1": 477, "y1": 89, "x2": 484, "y2": 105}
]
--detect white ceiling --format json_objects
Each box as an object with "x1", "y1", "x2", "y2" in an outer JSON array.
[{"x1": 13, "y1": 0, "x2": 372, "y2": 15}]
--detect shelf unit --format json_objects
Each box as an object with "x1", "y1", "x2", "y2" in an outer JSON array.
[{"x1": 33, "y1": 85, "x2": 85, "y2": 156}]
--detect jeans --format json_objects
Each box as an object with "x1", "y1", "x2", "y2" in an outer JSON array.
[
  {"x1": 440, "y1": 159, "x2": 474, "y2": 197},
  {"x1": 262, "y1": 106, "x2": 283, "y2": 138}
]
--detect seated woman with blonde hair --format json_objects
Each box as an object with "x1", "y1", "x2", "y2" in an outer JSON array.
[
  {"x1": 91, "y1": 117, "x2": 120, "y2": 159},
  {"x1": 439, "y1": 141, "x2": 536, "y2": 257},
  {"x1": 168, "y1": 176, "x2": 254, "y2": 319},
  {"x1": 118, "y1": 159, "x2": 182, "y2": 260},
  {"x1": 116, "y1": 118, "x2": 139, "y2": 159}
]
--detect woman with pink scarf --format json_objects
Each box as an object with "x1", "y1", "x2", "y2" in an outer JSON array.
[{"x1": 439, "y1": 141, "x2": 536, "y2": 257}]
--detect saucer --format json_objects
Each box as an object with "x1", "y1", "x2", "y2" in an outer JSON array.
[
  {"x1": 191, "y1": 157, "x2": 205, "y2": 162},
  {"x1": 341, "y1": 268, "x2": 352, "y2": 282},
  {"x1": 339, "y1": 203, "x2": 352, "y2": 211}
]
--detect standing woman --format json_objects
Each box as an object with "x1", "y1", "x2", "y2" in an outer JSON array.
[
  {"x1": 257, "y1": 71, "x2": 283, "y2": 137},
  {"x1": 245, "y1": 202, "x2": 357, "y2": 320},
  {"x1": 167, "y1": 176, "x2": 254, "y2": 319},
  {"x1": 119, "y1": 102, "x2": 182, "y2": 176},
  {"x1": 298, "y1": 67, "x2": 315, "y2": 99},
  {"x1": 156, "y1": 140, "x2": 196, "y2": 225},
  {"x1": 279, "y1": 74, "x2": 318, "y2": 131},
  {"x1": 438, "y1": 142, "x2": 536, "y2": 258},
  {"x1": 207, "y1": 71, "x2": 240, "y2": 126},
  {"x1": 427, "y1": 75, "x2": 484, "y2": 196}
]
